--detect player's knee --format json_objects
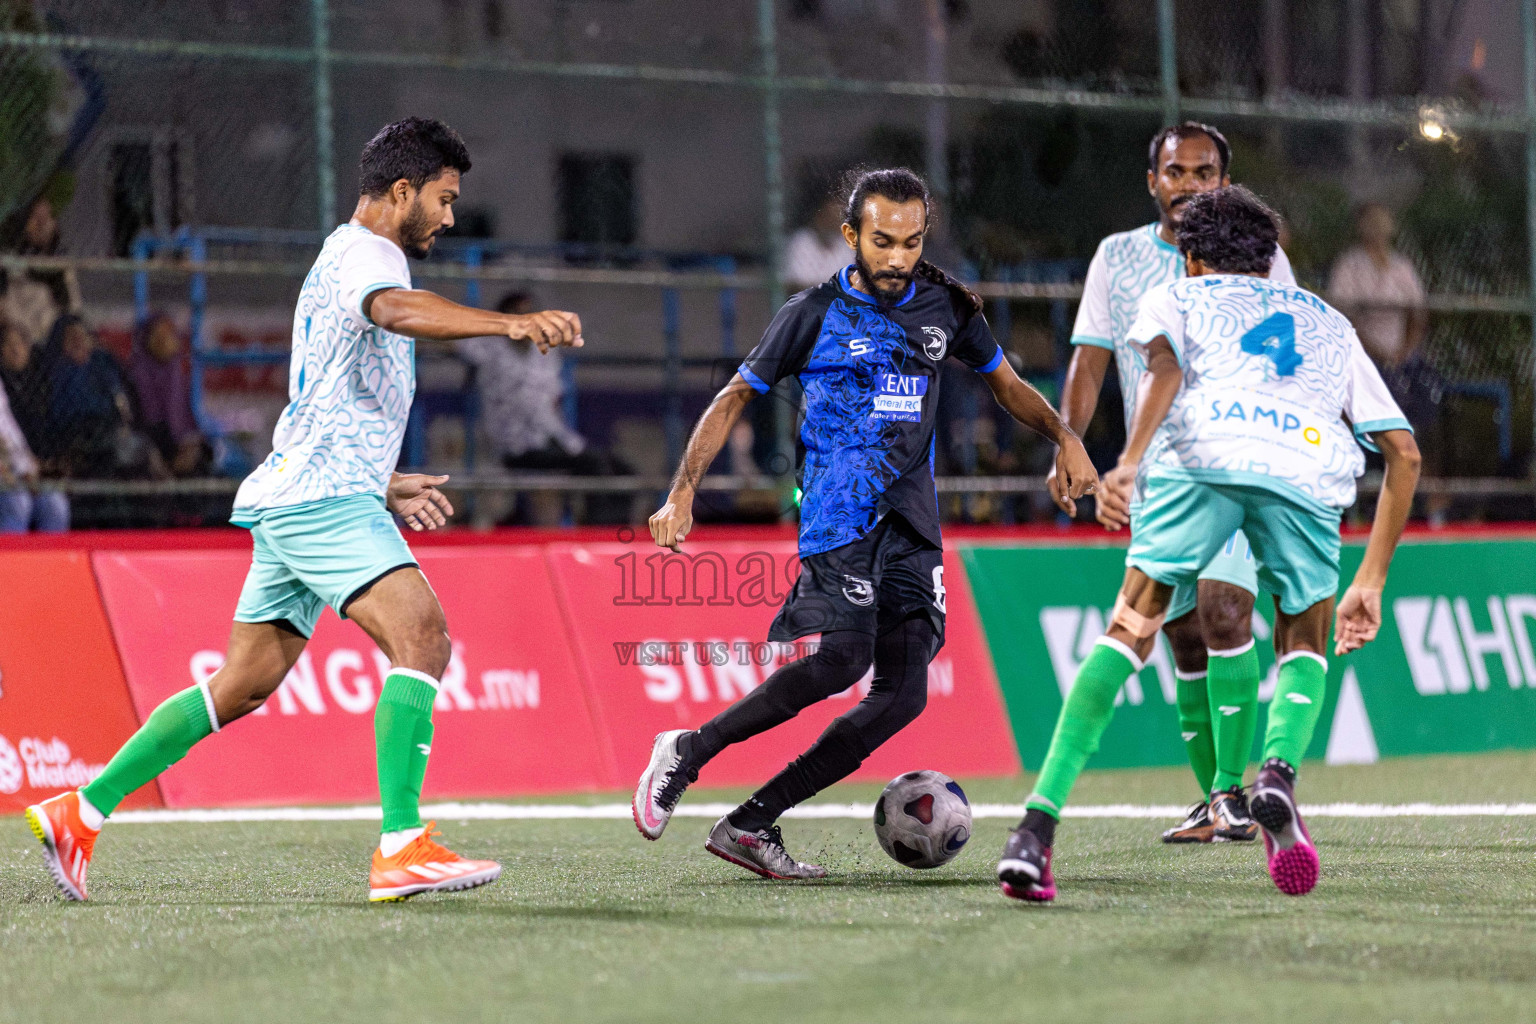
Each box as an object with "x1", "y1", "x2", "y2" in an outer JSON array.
[
  {"x1": 888, "y1": 674, "x2": 928, "y2": 728},
  {"x1": 809, "y1": 631, "x2": 874, "y2": 694},
  {"x1": 209, "y1": 662, "x2": 289, "y2": 725},
  {"x1": 1162, "y1": 616, "x2": 1208, "y2": 674},
  {"x1": 1199, "y1": 591, "x2": 1254, "y2": 651},
  {"x1": 392, "y1": 624, "x2": 452, "y2": 679}
]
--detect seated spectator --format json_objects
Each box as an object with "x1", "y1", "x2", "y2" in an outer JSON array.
[
  {"x1": 129, "y1": 313, "x2": 210, "y2": 476},
  {"x1": 783, "y1": 197, "x2": 852, "y2": 289},
  {"x1": 1, "y1": 320, "x2": 49, "y2": 454},
  {"x1": 43, "y1": 314, "x2": 162, "y2": 479},
  {"x1": 0, "y1": 194, "x2": 83, "y2": 347},
  {"x1": 0, "y1": 330, "x2": 67, "y2": 533},
  {"x1": 458, "y1": 290, "x2": 629, "y2": 522}
]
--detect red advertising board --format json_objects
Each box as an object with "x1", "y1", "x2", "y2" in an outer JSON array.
[
  {"x1": 92, "y1": 547, "x2": 615, "y2": 808},
  {"x1": 0, "y1": 552, "x2": 161, "y2": 814},
  {"x1": 546, "y1": 541, "x2": 1020, "y2": 790}
]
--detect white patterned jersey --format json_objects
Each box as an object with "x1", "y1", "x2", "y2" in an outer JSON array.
[
  {"x1": 1071, "y1": 222, "x2": 1294, "y2": 427},
  {"x1": 232, "y1": 224, "x2": 415, "y2": 520},
  {"x1": 1127, "y1": 274, "x2": 1410, "y2": 510}
]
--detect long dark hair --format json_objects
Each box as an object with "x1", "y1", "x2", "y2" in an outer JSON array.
[{"x1": 839, "y1": 167, "x2": 983, "y2": 319}]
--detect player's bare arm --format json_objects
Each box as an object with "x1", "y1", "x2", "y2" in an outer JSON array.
[
  {"x1": 387, "y1": 472, "x2": 455, "y2": 532},
  {"x1": 1101, "y1": 333, "x2": 1180, "y2": 531},
  {"x1": 367, "y1": 288, "x2": 583, "y2": 352},
  {"x1": 1335, "y1": 427, "x2": 1421, "y2": 655},
  {"x1": 649, "y1": 373, "x2": 757, "y2": 551},
  {"x1": 980, "y1": 360, "x2": 1098, "y2": 515},
  {"x1": 1045, "y1": 344, "x2": 1112, "y2": 509}
]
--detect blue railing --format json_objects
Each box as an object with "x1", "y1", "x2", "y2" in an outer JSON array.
[{"x1": 131, "y1": 228, "x2": 742, "y2": 472}]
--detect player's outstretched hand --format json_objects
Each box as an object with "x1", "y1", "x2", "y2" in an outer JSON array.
[
  {"x1": 1051, "y1": 437, "x2": 1098, "y2": 516},
  {"x1": 1097, "y1": 464, "x2": 1135, "y2": 531},
  {"x1": 1333, "y1": 583, "x2": 1383, "y2": 655},
  {"x1": 388, "y1": 472, "x2": 455, "y2": 532},
  {"x1": 649, "y1": 497, "x2": 693, "y2": 553},
  {"x1": 507, "y1": 310, "x2": 584, "y2": 354}
]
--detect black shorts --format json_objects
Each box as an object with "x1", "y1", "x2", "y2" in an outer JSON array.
[{"x1": 767, "y1": 512, "x2": 946, "y2": 647}]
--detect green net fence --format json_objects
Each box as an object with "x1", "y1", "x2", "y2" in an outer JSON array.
[{"x1": 0, "y1": 0, "x2": 1529, "y2": 528}]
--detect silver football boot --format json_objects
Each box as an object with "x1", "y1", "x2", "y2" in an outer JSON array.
[
  {"x1": 704, "y1": 816, "x2": 828, "y2": 880},
  {"x1": 633, "y1": 729, "x2": 694, "y2": 840}
]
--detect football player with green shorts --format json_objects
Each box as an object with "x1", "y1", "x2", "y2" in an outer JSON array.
[
  {"x1": 1000, "y1": 186, "x2": 1419, "y2": 901},
  {"x1": 1052, "y1": 122, "x2": 1300, "y2": 844}
]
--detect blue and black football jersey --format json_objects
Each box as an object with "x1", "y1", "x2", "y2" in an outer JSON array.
[{"x1": 739, "y1": 266, "x2": 1005, "y2": 556}]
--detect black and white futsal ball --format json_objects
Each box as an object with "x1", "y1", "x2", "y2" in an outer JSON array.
[{"x1": 872, "y1": 770, "x2": 971, "y2": 869}]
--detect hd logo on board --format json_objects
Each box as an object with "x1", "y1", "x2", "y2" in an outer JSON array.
[{"x1": 1393, "y1": 595, "x2": 1536, "y2": 695}]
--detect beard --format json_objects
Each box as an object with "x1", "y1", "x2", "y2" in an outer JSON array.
[
  {"x1": 853, "y1": 249, "x2": 914, "y2": 306},
  {"x1": 399, "y1": 199, "x2": 443, "y2": 259}
]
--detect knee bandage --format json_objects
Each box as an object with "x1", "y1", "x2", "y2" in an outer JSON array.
[{"x1": 1111, "y1": 593, "x2": 1166, "y2": 639}]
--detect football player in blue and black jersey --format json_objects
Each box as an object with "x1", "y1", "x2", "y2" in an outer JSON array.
[{"x1": 632, "y1": 168, "x2": 1098, "y2": 879}]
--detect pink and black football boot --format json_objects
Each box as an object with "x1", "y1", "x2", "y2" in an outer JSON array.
[
  {"x1": 1249, "y1": 758, "x2": 1319, "y2": 896},
  {"x1": 997, "y1": 826, "x2": 1055, "y2": 903}
]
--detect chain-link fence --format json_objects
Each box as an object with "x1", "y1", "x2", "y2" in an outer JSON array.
[{"x1": 0, "y1": 0, "x2": 1531, "y2": 529}]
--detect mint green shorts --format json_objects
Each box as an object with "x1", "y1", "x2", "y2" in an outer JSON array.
[
  {"x1": 1165, "y1": 529, "x2": 1261, "y2": 622},
  {"x1": 232, "y1": 494, "x2": 417, "y2": 638},
  {"x1": 1128, "y1": 474, "x2": 1341, "y2": 615}
]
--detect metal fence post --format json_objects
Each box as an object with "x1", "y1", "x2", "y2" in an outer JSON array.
[
  {"x1": 312, "y1": 0, "x2": 336, "y2": 230},
  {"x1": 1526, "y1": 0, "x2": 1536, "y2": 473},
  {"x1": 1158, "y1": 0, "x2": 1180, "y2": 126},
  {"x1": 759, "y1": 0, "x2": 796, "y2": 495}
]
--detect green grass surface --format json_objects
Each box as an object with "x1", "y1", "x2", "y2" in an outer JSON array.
[{"x1": 3, "y1": 752, "x2": 1535, "y2": 1023}]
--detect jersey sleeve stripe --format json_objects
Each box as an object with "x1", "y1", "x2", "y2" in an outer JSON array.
[
  {"x1": 357, "y1": 281, "x2": 408, "y2": 323},
  {"x1": 976, "y1": 344, "x2": 1005, "y2": 374},
  {"x1": 1070, "y1": 334, "x2": 1114, "y2": 350},
  {"x1": 738, "y1": 363, "x2": 771, "y2": 394},
  {"x1": 1352, "y1": 416, "x2": 1414, "y2": 452}
]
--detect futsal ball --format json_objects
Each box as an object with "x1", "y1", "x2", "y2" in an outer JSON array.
[{"x1": 872, "y1": 770, "x2": 972, "y2": 869}]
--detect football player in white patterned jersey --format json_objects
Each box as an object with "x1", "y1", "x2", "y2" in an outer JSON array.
[
  {"x1": 997, "y1": 186, "x2": 1420, "y2": 903},
  {"x1": 1053, "y1": 122, "x2": 1297, "y2": 844},
  {"x1": 24, "y1": 118, "x2": 584, "y2": 905}
]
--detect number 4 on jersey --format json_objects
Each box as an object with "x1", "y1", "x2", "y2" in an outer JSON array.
[{"x1": 1240, "y1": 312, "x2": 1303, "y2": 377}]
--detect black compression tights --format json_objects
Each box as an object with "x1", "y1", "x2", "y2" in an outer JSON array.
[{"x1": 680, "y1": 615, "x2": 937, "y2": 833}]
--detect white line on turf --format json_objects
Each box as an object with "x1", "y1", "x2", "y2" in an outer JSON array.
[{"x1": 107, "y1": 801, "x2": 1536, "y2": 824}]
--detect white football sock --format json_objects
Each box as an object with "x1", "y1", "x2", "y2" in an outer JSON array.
[
  {"x1": 379, "y1": 827, "x2": 424, "y2": 858},
  {"x1": 76, "y1": 792, "x2": 106, "y2": 831}
]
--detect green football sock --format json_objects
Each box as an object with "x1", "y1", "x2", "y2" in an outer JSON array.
[
  {"x1": 81, "y1": 685, "x2": 216, "y2": 817},
  {"x1": 1174, "y1": 670, "x2": 1216, "y2": 798},
  {"x1": 1263, "y1": 651, "x2": 1328, "y2": 769},
  {"x1": 376, "y1": 670, "x2": 439, "y2": 834},
  {"x1": 1026, "y1": 639, "x2": 1138, "y2": 818},
  {"x1": 1207, "y1": 641, "x2": 1261, "y2": 792}
]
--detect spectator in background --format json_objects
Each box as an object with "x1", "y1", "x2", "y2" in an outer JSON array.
[
  {"x1": 783, "y1": 197, "x2": 852, "y2": 288},
  {"x1": 459, "y1": 291, "x2": 629, "y2": 521},
  {"x1": 1, "y1": 319, "x2": 49, "y2": 454},
  {"x1": 0, "y1": 194, "x2": 83, "y2": 346},
  {"x1": 0, "y1": 329, "x2": 66, "y2": 532},
  {"x1": 1329, "y1": 203, "x2": 1447, "y2": 524},
  {"x1": 129, "y1": 313, "x2": 210, "y2": 476},
  {"x1": 43, "y1": 314, "x2": 162, "y2": 480},
  {"x1": 1329, "y1": 204, "x2": 1428, "y2": 367}
]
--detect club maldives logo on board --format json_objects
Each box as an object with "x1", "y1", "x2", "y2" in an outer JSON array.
[
  {"x1": 0, "y1": 735, "x2": 105, "y2": 794},
  {"x1": 0, "y1": 736, "x2": 21, "y2": 794}
]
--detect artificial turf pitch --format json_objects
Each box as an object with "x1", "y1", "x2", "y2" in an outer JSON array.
[{"x1": 3, "y1": 751, "x2": 1535, "y2": 1024}]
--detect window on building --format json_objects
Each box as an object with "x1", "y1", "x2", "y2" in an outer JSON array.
[
  {"x1": 556, "y1": 153, "x2": 637, "y2": 248},
  {"x1": 108, "y1": 135, "x2": 188, "y2": 257}
]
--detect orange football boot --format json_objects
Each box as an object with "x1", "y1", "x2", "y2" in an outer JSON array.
[
  {"x1": 368, "y1": 822, "x2": 501, "y2": 903},
  {"x1": 25, "y1": 792, "x2": 100, "y2": 902}
]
